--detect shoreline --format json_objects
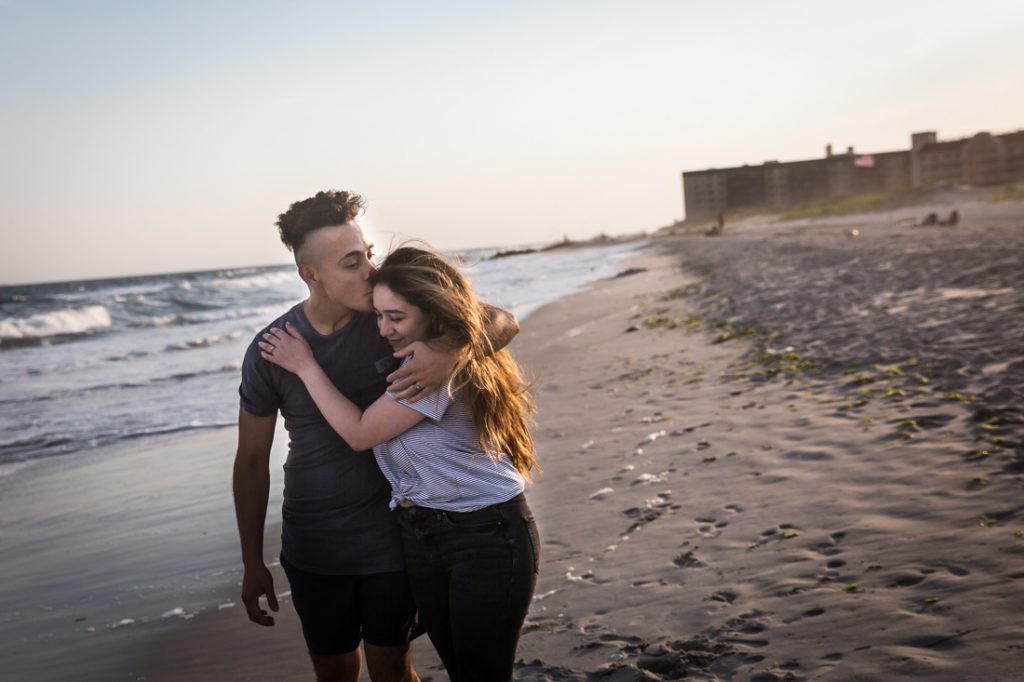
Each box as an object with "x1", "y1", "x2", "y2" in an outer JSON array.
[
  {"x1": 5, "y1": 207, "x2": 1023, "y2": 679},
  {"x1": 134, "y1": 225, "x2": 1023, "y2": 680},
  {"x1": 0, "y1": 242, "x2": 650, "y2": 682}
]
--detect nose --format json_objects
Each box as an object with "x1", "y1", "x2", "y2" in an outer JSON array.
[
  {"x1": 361, "y1": 260, "x2": 375, "y2": 280},
  {"x1": 378, "y1": 318, "x2": 392, "y2": 336}
]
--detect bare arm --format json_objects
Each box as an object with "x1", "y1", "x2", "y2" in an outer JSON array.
[
  {"x1": 232, "y1": 408, "x2": 279, "y2": 626},
  {"x1": 261, "y1": 323, "x2": 426, "y2": 451},
  {"x1": 387, "y1": 304, "x2": 519, "y2": 400}
]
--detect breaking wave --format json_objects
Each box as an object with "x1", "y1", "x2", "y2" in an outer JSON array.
[{"x1": 0, "y1": 305, "x2": 112, "y2": 342}]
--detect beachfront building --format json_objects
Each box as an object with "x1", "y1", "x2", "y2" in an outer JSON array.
[
  {"x1": 912, "y1": 130, "x2": 1024, "y2": 189},
  {"x1": 683, "y1": 129, "x2": 1024, "y2": 222}
]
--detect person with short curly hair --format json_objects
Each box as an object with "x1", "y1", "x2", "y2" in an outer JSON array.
[{"x1": 276, "y1": 190, "x2": 367, "y2": 257}]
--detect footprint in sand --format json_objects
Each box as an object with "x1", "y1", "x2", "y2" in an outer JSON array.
[
  {"x1": 564, "y1": 567, "x2": 609, "y2": 586},
  {"x1": 673, "y1": 550, "x2": 706, "y2": 568},
  {"x1": 749, "y1": 527, "x2": 777, "y2": 549},
  {"x1": 809, "y1": 531, "x2": 847, "y2": 557},
  {"x1": 520, "y1": 613, "x2": 574, "y2": 635},
  {"x1": 631, "y1": 471, "x2": 670, "y2": 486},
  {"x1": 720, "y1": 635, "x2": 769, "y2": 649},
  {"x1": 919, "y1": 561, "x2": 970, "y2": 577},
  {"x1": 611, "y1": 464, "x2": 635, "y2": 482},
  {"x1": 900, "y1": 631, "x2": 971, "y2": 651},
  {"x1": 596, "y1": 632, "x2": 647, "y2": 650},
  {"x1": 621, "y1": 493, "x2": 675, "y2": 534},
  {"x1": 888, "y1": 572, "x2": 927, "y2": 588},
  {"x1": 706, "y1": 589, "x2": 739, "y2": 605},
  {"x1": 781, "y1": 603, "x2": 828, "y2": 625},
  {"x1": 750, "y1": 670, "x2": 800, "y2": 682},
  {"x1": 633, "y1": 635, "x2": 734, "y2": 678},
  {"x1": 694, "y1": 515, "x2": 729, "y2": 539},
  {"x1": 748, "y1": 524, "x2": 801, "y2": 549},
  {"x1": 908, "y1": 413, "x2": 957, "y2": 429},
  {"x1": 717, "y1": 611, "x2": 771, "y2": 641},
  {"x1": 781, "y1": 449, "x2": 833, "y2": 462}
]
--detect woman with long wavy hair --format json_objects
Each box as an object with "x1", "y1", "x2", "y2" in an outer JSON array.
[{"x1": 260, "y1": 246, "x2": 539, "y2": 682}]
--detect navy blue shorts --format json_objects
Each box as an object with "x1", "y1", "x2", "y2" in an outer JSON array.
[{"x1": 280, "y1": 555, "x2": 418, "y2": 655}]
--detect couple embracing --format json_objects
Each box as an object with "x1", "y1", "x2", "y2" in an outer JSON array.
[{"x1": 232, "y1": 190, "x2": 540, "y2": 682}]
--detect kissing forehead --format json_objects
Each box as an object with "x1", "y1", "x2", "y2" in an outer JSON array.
[{"x1": 373, "y1": 284, "x2": 406, "y2": 311}]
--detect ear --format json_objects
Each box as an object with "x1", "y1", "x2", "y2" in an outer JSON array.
[{"x1": 298, "y1": 262, "x2": 317, "y2": 285}]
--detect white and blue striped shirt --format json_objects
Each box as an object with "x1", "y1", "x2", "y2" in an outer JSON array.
[{"x1": 373, "y1": 377, "x2": 525, "y2": 512}]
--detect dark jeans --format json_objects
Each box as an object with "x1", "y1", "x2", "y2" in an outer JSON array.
[{"x1": 396, "y1": 493, "x2": 539, "y2": 682}]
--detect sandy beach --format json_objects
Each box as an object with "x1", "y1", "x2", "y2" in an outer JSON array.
[
  {"x1": 5, "y1": 199, "x2": 1022, "y2": 681},
  {"x1": 509, "y1": 205, "x2": 1023, "y2": 681}
]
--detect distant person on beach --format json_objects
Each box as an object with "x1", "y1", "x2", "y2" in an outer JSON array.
[
  {"x1": 233, "y1": 191, "x2": 518, "y2": 682},
  {"x1": 260, "y1": 245, "x2": 540, "y2": 682},
  {"x1": 705, "y1": 213, "x2": 724, "y2": 237}
]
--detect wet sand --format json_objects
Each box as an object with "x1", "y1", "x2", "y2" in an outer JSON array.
[
  {"x1": 8, "y1": 201, "x2": 1022, "y2": 680},
  {"x1": 0, "y1": 425, "x2": 298, "y2": 682}
]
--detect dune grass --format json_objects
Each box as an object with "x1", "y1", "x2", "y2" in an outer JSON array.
[
  {"x1": 780, "y1": 188, "x2": 932, "y2": 221},
  {"x1": 992, "y1": 184, "x2": 1024, "y2": 202}
]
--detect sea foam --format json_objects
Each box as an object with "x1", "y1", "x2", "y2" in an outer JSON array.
[
  {"x1": 201, "y1": 271, "x2": 295, "y2": 290},
  {"x1": 0, "y1": 305, "x2": 112, "y2": 340}
]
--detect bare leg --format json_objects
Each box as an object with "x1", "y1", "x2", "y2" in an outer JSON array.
[
  {"x1": 364, "y1": 642, "x2": 419, "y2": 682},
  {"x1": 310, "y1": 649, "x2": 362, "y2": 682}
]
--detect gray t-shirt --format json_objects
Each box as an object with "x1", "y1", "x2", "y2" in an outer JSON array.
[{"x1": 239, "y1": 303, "x2": 403, "y2": 575}]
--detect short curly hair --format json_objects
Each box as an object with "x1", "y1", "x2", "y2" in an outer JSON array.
[{"x1": 276, "y1": 190, "x2": 366, "y2": 253}]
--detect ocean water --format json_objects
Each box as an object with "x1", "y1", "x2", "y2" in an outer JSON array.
[
  {"x1": 0, "y1": 240, "x2": 646, "y2": 680},
  {"x1": 0, "y1": 241, "x2": 643, "y2": 476}
]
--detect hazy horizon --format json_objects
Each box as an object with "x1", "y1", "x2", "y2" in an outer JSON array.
[
  {"x1": 3, "y1": 0, "x2": 1023, "y2": 284},
  {"x1": 0, "y1": 236, "x2": 554, "y2": 288}
]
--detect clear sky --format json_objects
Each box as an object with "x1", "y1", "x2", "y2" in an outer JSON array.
[{"x1": 2, "y1": 0, "x2": 1022, "y2": 284}]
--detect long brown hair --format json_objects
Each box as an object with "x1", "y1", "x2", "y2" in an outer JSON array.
[{"x1": 370, "y1": 246, "x2": 537, "y2": 479}]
